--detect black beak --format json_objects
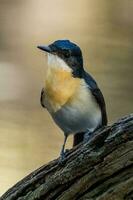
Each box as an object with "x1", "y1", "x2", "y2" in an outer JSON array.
[{"x1": 37, "y1": 45, "x2": 52, "y2": 53}]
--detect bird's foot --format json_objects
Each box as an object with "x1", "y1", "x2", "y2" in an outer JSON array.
[
  {"x1": 58, "y1": 152, "x2": 66, "y2": 165},
  {"x1": 83, "y1": 130, "x2": 94, "y2": 143},
  {"x1": 58, "y1": 149, "x2": 69, "y2": 165}
]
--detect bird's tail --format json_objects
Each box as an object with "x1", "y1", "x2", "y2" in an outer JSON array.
[{"x1": 73, "y1": 132, "x2": 85, "y2": 147}]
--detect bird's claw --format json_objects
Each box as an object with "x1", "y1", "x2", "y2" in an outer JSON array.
[
  {"x1": 83, "y1": 131, "x2": 93, "y2": 143},
  {"x1": 58, "y1": 152, "x2": 66, "y2": 165},
  {"x1": 58, "y1": 149, "x2": 69, "y2": 165}
]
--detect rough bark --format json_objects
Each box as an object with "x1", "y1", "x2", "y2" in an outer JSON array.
[{"x1": 1, "y1": 114, "x2": 133, "y2": 200}]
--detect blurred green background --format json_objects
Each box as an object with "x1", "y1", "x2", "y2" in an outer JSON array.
[{"x1": 0, "y1": 0, "x2": 133, "y2": 195}]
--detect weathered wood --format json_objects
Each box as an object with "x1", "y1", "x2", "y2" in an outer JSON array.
[{"x1": 1, "y1": 114, "x2": 133, "y2": 200}]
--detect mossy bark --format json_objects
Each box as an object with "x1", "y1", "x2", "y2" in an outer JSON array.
[{"x1": 1, "y1": 114, "x2": 133, "y2": 200}]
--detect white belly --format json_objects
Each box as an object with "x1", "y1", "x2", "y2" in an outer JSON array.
[{"x1": 52, "y1": 83, "x2": 102, "y2": 134}]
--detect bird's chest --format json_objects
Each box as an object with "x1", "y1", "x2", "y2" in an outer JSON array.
[
  {"x1": 44, "y1": 67, "x2": 81, "y2": 112},
  {"x1": 52, "y1": 79, "x2": 101, "y2": 134}
]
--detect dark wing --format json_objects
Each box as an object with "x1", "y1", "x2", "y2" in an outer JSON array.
[
  {"x1": 40, "y1": 88, "x2": 46, "y2": 108},
  {"x1": 73, "y1": 71, "x2": 107, "y2": 147},
  {"x1": 83, "y1": 71, "x2": 107, "y2": 126}
]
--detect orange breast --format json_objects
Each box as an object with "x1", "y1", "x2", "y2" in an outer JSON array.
[{"x1": 44, "y1": 68, "x2": 80, "y2": 112}]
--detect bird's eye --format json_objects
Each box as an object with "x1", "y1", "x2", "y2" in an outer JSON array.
[{"x1": 63, "y1": 50, "x2": 70, "y2": 58}]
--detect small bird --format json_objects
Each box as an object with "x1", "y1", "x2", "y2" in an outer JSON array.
[{"x1": 37, "y1": 40, "x2": 107, "y2": 161}]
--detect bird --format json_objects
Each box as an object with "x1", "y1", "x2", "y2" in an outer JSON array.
[{"x1": 37, "y1": 40, "x2": 107, "y2": 161}]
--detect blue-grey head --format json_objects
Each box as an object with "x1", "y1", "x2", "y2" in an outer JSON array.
[{"x1": 37, "y1": 40, "x2": 84, "y2": 78}]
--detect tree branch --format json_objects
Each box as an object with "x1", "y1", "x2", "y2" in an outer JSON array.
[{"x1": 1, "y1": 114, "x2": 133, "y2": 200}]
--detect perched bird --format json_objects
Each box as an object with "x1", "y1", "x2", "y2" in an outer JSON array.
[{"x1": 37, "y1": 40, "x2": 107, "y2": 161}]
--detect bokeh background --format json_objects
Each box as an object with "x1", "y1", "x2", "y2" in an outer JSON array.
[{"x1": 0, "y1": 0, "x2": 133, "y2": 195}]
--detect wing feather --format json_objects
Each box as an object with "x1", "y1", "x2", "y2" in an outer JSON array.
[
  {"x1": 40, "y1": 88, "x2": 46, "y2": 108},
  {"x1": 83, "y1": 71, "x2": 107, "y2": 125}
]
